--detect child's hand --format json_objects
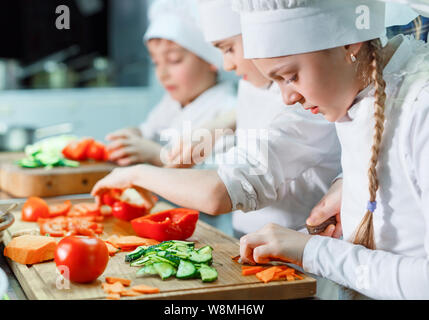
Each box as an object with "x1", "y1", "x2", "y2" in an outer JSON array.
[
  {"x1": 91, "y1": 166, "x2": 154, "y2": 209},
  {"x1": 239, "y1": 223, "x2": 311, "y2": 267},
  {"x1": 164, "y1": 135, "x2": 213, "y2": 168},
  {"x1": 306, "y1": 178, "x2": 343, "y2": 238},
  {"x1": 106, "y1": 134, "x2": 162, "y2": 166}
]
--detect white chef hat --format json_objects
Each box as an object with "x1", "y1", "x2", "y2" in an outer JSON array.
[
  {"x1": 379, "y1": 0, "x2": 429, "y2": 18},
  {"x1": 232, "y1": 0, "x2": 386, "y2": 59},
  {"x1": 143, "y1": 0, "x2": 223, "y2": 68},
  {"x1": 385, "y1": 2, "x2": 419, "y2": 27},
  {"x1": 198, "y1": 0, "x2": 242, "y2": 42}
]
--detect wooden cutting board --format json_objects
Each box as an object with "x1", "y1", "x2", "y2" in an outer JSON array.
[
  {"x1": 0, "y1": 153, "x2": 116, "y2": 197},
  {"x1": 2, "y1": 198, "x2": 317, "y2": 300}
]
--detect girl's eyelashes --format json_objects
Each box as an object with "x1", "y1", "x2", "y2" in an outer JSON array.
[{"x1": 286, "y1": 74, "x2": 297, "y2": 84}]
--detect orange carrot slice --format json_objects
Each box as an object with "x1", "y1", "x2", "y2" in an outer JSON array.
[
  {"x1": 255, "y1": 266, "x2": 283, "y2": 283},
  {"x1": 102, "y1": 281, "x2": 126, "y2": 294},
  {"x1": 121, "y1": 290, "x2": 144, "y2": 297},
  {"x1": 105, "y1": 277, "x2": 131, "y2": 287},
  {"x1": 241, "y1": 266, "x2": 266, "y2": 276},
  {"x1": 131, "y1": 284, "x2": 160, "y2": 294}
]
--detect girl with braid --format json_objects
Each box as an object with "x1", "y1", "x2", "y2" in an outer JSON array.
[{"x1": 235, "y1": 0, "x2": 429, "y2": 299}]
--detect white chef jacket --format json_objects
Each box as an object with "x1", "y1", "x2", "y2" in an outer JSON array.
[
  {"x1": 302, "y1": 35, "x2": 429, "y2": 300},
  {"x1": 216, "y1": 79, "x2": 342, "y2": 234},
  {"x1": 139, "y1": 81, "x2": 237, "y2": 145}
]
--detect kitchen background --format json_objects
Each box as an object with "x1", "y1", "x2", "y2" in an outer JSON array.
[{"x1": 0, "y1": 0, "x2": 165, "y2": 149}]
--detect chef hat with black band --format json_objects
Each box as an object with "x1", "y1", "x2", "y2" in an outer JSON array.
[
  {"x1": 198, "y1": 0, "x2": 242, "y2": 42},
  {"x1": 144, "y1": 0, "x2": 223, "y2": 68},
  {"x1": 232, "y1": 0, "x2": 387, "y2": 59}
]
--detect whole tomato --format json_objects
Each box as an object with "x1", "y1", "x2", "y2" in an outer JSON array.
[
  {"x1": 112, "y1": 202, "x2": 148, "y2": 221},
  {"x1": 21, "y1": 197, "x2": 50, "y2": 222},
  {"x1": 55, "y1": 236, "x2": 109, "y2": 283}
]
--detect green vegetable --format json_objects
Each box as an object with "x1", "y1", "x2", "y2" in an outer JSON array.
[
  {"x1": 198, "y1": 264, "x2": 218, "y2": 283},
  {"x1": 176, "y1": 260, "x2": 197, "y2": 279},
  {"x1": 17, "y1": 135, "x2": 79, "y2": 169},
  {"x1": 129, "y1": 240, "x2": 217, "y2": 283},
  {"x1": 153, "y1": 262, "x2": 176, "y2": 280}
]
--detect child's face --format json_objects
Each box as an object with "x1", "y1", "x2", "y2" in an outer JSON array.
[
  {"x1": 213, "y1": 35, "x2": 271, "y2": 88},
  {"x1": 252, "y1": 46, "x2": 363, "y2": 122},
  {"x1": 147, "y1": 39, "x2": 217, "y2": 106}
]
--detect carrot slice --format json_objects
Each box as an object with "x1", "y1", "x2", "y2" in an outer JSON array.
[
  {"x1": 105, "y1": 277, "x2": 131, "y2": 287},
  {"x1": 255, "y1": 266, "x2": 283, "y2": 283},
  {"x1": 241, "y1": 266, "x2": 266, "y2": 276},
  {"x1": 102, "y1": 281, "x2": 125, "y2": 294},
  {"x1": 131, "y1": 284, "x2": 160, "y2": 294},
  {"x1": 113, "y1": 236, "x2": 159, "y2": 248},
  {"x1": 121, "y1": 290, "x2": 144, "y2": 297},
  {"x1": 106, "y1": 293, "x2": 121, "y2": 300},
  {"x1": 105, "y1": 242, "x2": 120, "y2": 256}
]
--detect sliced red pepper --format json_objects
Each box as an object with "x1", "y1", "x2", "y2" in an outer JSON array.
[
  {"x1": 131, "y1": 208, "x2": 199, "y2": 242},
  {"x1": 112, "y1": 201, "x2": 149, "y2": 221},
  {"x1": 68, "y1": 202, "x2": 101, "y2": 218}
]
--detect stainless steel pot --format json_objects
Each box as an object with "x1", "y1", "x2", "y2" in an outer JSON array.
[{"x1": 0, "y1": 122, "x2": 73, "y2": 152}]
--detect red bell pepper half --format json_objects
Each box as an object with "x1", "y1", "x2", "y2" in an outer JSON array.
[{"x1": 131, "y1": 208, "x2": 199, "y2": 242}]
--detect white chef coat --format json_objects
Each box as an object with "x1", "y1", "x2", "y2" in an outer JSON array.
[
  {"x1": 139, "y1": 80, "x2": 237, "y2": 145},
  {"x1": 302, "y1": 35, "x2": 429, "y2": 300},
  {"x1": 216, "y1": 79, "x2": 342, "y2": 234}
]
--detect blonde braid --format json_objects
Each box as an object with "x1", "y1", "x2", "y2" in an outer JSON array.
[{"x1": 351, "y1": 39, "x2": 386, "y2": 250}]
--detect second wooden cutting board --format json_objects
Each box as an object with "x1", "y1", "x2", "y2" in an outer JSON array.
[{"x1": 0, "y1": 161, "x2": 116, "y2": 198}]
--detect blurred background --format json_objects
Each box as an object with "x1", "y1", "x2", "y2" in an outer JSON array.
[{"x1": 0, "y1": 0, "x2": 163, "y2": 149}]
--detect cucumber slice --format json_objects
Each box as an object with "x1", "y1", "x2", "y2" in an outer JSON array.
[
  {"x1": 176, "y1": 260, "x2": 197, "y2": 279},
  {"x1": 151, "y1": 255, "x2": 180, "y2": 267},
  {"x1": 136, "y1": 264, "x2": 157, "y2": 276},
  {"x1": 189, "y1": 251, "x2": 212, "y2": 264},
  {"x1": 199, "y1": 265, "x2": 218, "y2": 283},
  {"x1": 125, "y1": 246, "x2": 147, "y2": 262},
  {"x1": 130, "y1": 256, "x2": 151, "y2": 267},
  {"x1": 153, "y1": 262, "x2": 176, "y2": 280},
  {"x1": 197, "y1": 245, "x2": 213, "y2": 255}
]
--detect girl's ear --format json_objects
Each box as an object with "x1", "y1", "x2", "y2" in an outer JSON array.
[{"x1": 344, "y1": 42, "x2": 365, "y2": 63}]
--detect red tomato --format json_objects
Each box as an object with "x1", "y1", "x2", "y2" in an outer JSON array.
[
  {"x1": 55, "y1": 236, "x2": 109, "y2": 283},
  {"x1": 86, "y1": 141, "x2": 107, "y2": 162},
  {"x1": 49, "y1": 200, "x2": 72, "y2": 217},
  {"x1": 112, "y1": 201, "x2": 148, "y2": 221},
  {"x1": 21, "y1": 197, "x2": 50, "y2": 222},
  {"x1": 62, "y1": 138, "x2": 94, "y2": 161}
]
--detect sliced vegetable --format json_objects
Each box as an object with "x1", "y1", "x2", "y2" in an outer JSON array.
[
  {"x1": 48, "y1": 200, "x2": 72, "y2": 217},
  {"x1": 3, "y1": 235, "x2": 57, "y2": 265},
  {"x1": 62, "y1": 138, "x2": 94, "y2": 161},
  {"x1": 176, "y1": 260, "x2": 197, "y2": 279},
  {"x1": 153, "y1": 262, "x2": 176, "y2": 280},
  {"x1": 105, "y1": 235, "x2": 159, "y2": 251},
  {"x1": 105, "y1": 277, "x2": 131, "y2": 287},
  {"x1": 199, "y1": 264, "x2": 218, "y2": 283},
  {"x1": 38, "y1": 216, "x2": 103, "y2": 237},
  {"x1": 241, "y1": 266, "x2": 266, "y2": 276},
  {"x1": 131, "y1": 208, "x2": 199, "y2": 241},
  {"x1": 130, "y1": 284, "x2": 160, "y2": 294}
]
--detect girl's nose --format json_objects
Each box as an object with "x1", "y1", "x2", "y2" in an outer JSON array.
[{"x1": 280, "y1": 86, "x2": 303, "y2": 106}]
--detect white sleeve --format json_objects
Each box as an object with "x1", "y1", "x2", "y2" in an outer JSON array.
[
  {"x1": 139, "y1": 94, "x2": 171, "y2": 141},
  {"x1": 217, "y1": 110, "x2": 340, "y2": 212},
  {"x1": 302, "y1": 86, "x2": 429, "y2": 300}
]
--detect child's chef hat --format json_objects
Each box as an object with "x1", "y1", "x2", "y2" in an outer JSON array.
[
  {"x1": 144, "y1": 0, "x2": 223, "y2": 68},
  {"x1": 198, "y1": 0, "x2": 242, "y2": 42},
  {"x1": 232, "y1": 0, "x2": 386, "y2": 59},
  {"x1": 379, "y1": 0, "x2": 429, "y2": 19},
  {"x1": 385, "y1": 2, "x2": 418, "y2": 27}
]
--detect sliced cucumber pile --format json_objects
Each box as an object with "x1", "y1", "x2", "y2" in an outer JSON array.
[
  {"x1": 125, "y1": 240, "x2": 217, "y2": 283},
  {"x1": 16, "y1": 135, "x2": 80, "y2": 169}
]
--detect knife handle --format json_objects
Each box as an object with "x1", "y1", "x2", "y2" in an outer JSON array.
[{"x1": 306, "y1": 216, "x2": 337, "y2": 235}]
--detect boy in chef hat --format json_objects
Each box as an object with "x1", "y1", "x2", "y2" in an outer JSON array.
[
  {"x1": 105, "y1": 0, "x2": 237, "y2": 167},
  {"x1": 235, "y1": 0, "x2": 429, "y2": 299}
]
